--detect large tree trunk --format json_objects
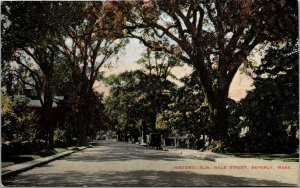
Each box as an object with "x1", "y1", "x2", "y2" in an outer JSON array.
[
  {"x1": 77, "y1": 103, "x2": 89, "y2": 146},
  {"x1": 151, "y1": 111, "x2": 157, "y2": 132},
  {"x1": 193, "y1": 58, "x2": 231, "y2": 143},
  {"x1": 209, "y1": 93, "x2": 228, "y2": 142},
  {"x1": 77, "y1": 93, "x2": 93, "y2": 146},
  {"x1": 6, "y1": 73, "x2": 13, "y2": 97},
  {"x1": 142, "y1": 119, "x2": 147, "y2": 143},
  {"x1": 77, "y1": 115, "x2": 88, "y2": 146},
  {"x1": 42, "y1": 80, "x2": 54, "y2": 150}
]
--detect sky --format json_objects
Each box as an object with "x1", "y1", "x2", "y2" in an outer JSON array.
[{"x1": 94, "y1": 39, "x2": 255, "y2": 101}]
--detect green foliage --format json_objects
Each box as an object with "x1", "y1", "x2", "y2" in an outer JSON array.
[
  {"x1": 104, "y1": 71, "x2": 151, "y2": 132},
  {"x1": 2, "y1": 162, "x2": 15, "y2": 168},
  {"x1": 1, "y1": 1, "x2": 86, "y2": 60},
  {"x1": 236, "y1": 41, "x2": 299, "y2": 153},
  {"x1": 161, "y1": 72, "x2": 210, "y2": 137},
  {"x1": 104, "y1": 50, "x2": 180, "y2": 139},
  {"x1": 52, "y1": 57, "x2": 73, "y2": 96},
  {"x1": 155, "y1": 113, "x2": 168, "y2": 130},
  {"x1": 38, "y1": 149, "x2": 57, "y2": 157},
  {"x1": 1, "y1": 88, "x2": 36, "y2": 143},
  {"x1": 206, "y1": 140, "x2": 224, "y2": 153},
  {"x1": 87, "y1": 92, "x2": 109, "y2": 139},
  {"x1": 116, "y1": 0, "x2": 298, "y2": 141},
  {"x1": 2, "y1": 1, "x2": 298, "y2": 152},
  {"x1": 54, "y1": 148, "x2": 67, "y2": 154},
  {"x1": 53, "y1": 128, "x2": 66, "y2": 145}
]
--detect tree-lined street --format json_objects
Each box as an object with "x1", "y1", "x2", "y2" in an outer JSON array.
[
  {"x1": 3, "y1": 140, "x2": 298, "y2": 187},
  {"x1": 1, "y1": 1, "x2": 298, "y2": 186}
]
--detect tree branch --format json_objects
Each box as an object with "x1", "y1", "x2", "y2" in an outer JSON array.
[
  {"x1": 14, "y1": 56, "x2": 42, "y2": 87},
  {"x1": 127, "y1": 31, "x2": 191, "y2": 64},
  {"x1": 22, "y1": 48, "x2": 41, "y2": 65}
]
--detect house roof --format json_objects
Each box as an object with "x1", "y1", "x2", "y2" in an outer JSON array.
[
  {"x1": 53, "y1": 96, "x2": 64, "y2": 102},
  {"x1": 13, "y1": 95, "x2": 63, "y2": 108}
]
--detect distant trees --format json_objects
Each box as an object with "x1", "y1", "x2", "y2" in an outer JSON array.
[
  {"x1": 105, "y1": 51, "x2": 180, "y2": 142},
  {"x1": 136, "y1": 50, "x2": 181, "y2": 131},
  {"x1": 105, "y1": 71, "x2": 148, "y2": 142}
]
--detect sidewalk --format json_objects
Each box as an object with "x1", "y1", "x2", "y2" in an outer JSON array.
[
  {"x1": 164, "y1": 147, "x2": 231, "y2": 161},
  {"x1": 2, "y1": 147, "x2": 87, "y2": 178},
  {"x1": 165, "y1": 146, "x2": 299, "y2": 164}
]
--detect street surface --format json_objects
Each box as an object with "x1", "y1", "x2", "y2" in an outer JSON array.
[{"x1": 2, "y1": 140, "x2": 298, "y2": 186}]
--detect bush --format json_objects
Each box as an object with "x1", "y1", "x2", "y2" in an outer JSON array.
[
  {"x1": 54, "y1": 128, "x2": 67, "y2": 148},
  {"x1": 206, "y1": 140, "x2": 225, "y2": 152},
  {"x1": 38, "y1": 149, "x2": 57, "y2": 157},
  {"x1": 2, "y1": 141, "x2": 13, "y2": 160},
  {"x1": 33, "y1": 139, "x2": 47, "y2": 151},
  {"x1": 1, "y1": 91, "x2": 37, "y2": 148}
]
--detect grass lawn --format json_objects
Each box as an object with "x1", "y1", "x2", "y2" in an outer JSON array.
[
  {"x1": 67, "y1": 146, "x2": 81, "y2": 151},
  {"x1": 2, "y1": 162, "x2": 15, "y2": 168},
  {"x1": 15, "y1": 154, "x2": 41, "y2": 160},
  {"x1": 2, "y1": 147, "x2": 69, "y2": 168},
  {"x1": 224, "y1": 153, "x2": 299, "y2": 162},
  {"x1": 1, "y1": 154, "x2": 41, "y2": 168},
  {"x1": 54, "y1": 147, "x2": 67, "y2": 153}
]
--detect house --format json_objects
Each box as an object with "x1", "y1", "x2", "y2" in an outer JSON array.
[
  {"x1": 27, "y1": 96, "x2": 65, "y2": 128},
  {"x1": 13, "y1": 94, "x2": 66, "y2": 132}
]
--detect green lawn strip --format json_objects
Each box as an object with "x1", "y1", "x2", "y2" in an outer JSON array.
[
  {"x1": 16, "y1": 154, "x2": 41, "y2": 160},
  {"x1": 67, "y1": 146, "x2": 81, "y2": 151},
  {"x1": 54, "y1": 147, "x2": 67, "y2": 153},
  {"x1": 2, "y1": 162, "x2": 15, "y2": 168},
  {"x1": 1, "y1": 154, "x2": 41, "y2": 168},
  {"x1": 224, "y1": 152, "x2": 299, "y2": 162},
  {"x1": 2, "y1": 147, "x2": 69, "y2": 168}
]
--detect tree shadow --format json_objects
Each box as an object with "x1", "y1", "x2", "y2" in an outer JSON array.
[
  {"x1": 2, "y1": 141, "x2": 297, "y2": 187},
  {"x1": 225, "y1": 153, "x2": 299, "y2": 162},
  {"x1": 3, "y1": 170, "x2": 295, "y2": 187},
  {"x1": 64, "y1": 141, "x2": 188, "y2": 162}
]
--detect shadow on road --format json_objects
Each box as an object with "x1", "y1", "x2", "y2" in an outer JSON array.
[
  {"x1": 3, "y1": 169, "x2": 294, "y2": 187},
  {"x1": 64, "y1": 141, "x2": 187, "y2": 162},
  {"x1": 3, "y1": 140, "x2": 296, "y2": 187}
]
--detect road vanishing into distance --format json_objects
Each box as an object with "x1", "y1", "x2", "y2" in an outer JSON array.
[{"x1": 2, "y1": 140, "x2": 298, "y2": 186}]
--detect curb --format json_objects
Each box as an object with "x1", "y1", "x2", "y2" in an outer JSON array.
[
  {"x1": 2, "y1": 147, "x2": 87, "y2": 178},
  {"x1": 197, "y1": 155, "x2": 216, "y2": 162}
]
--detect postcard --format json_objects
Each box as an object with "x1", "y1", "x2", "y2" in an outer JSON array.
[{"x1": 1, "y1": 1, "x2": 299, "y2": 187}]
